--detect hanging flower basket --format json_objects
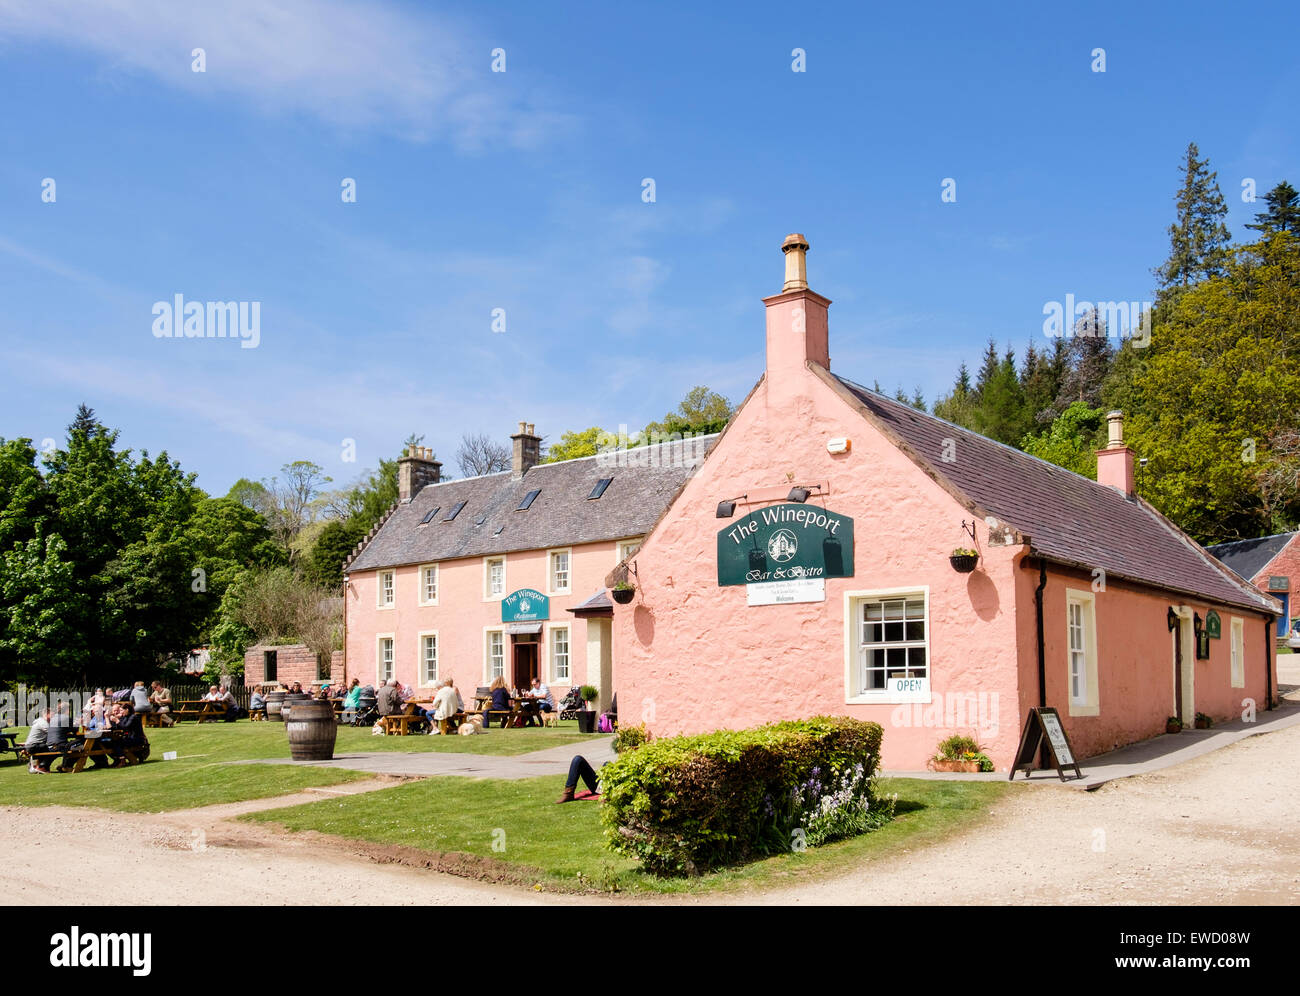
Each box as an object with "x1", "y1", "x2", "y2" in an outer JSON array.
[
  {"x1": 949, "y1": 549, "x2": 979, "y2": 573},
  {"x1": 611, "y1": 585, "x2": 636, "y2": 604}
]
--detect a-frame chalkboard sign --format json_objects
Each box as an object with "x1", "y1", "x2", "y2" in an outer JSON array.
[{"x1": 1009, "y1": 706, "x2": 1084, "y2": 781}]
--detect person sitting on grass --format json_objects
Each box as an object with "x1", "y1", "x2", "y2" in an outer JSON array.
[
  {"x1": 24, "y1": 708, "x2": 51, "y2": 774},
  {"x1": 556, "y1": 754, "x2": 604, "y2": 803}
]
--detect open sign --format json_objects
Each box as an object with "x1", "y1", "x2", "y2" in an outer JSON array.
[{"x1": 887, "y1": 675, "x2": 930, "y2": 701}]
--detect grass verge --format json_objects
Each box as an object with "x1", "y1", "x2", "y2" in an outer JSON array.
[{"x1": 245, "y1": 774, "x2": 1009, "y2": 895}]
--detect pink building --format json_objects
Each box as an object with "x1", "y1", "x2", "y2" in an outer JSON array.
[
  {"x1": 342, "y1": 424, "x2": 711, "y2": 709},
  {"x1": 610, "y1": 234, "x2": 1281, "y2": 771},
  {"x1": 1206, "y1": 532, "x2": 1300, "y2": 645}
]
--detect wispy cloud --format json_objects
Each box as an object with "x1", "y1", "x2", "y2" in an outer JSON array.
[{"x1": 0, "y1": 0, "x2": 575, "y2": 149}]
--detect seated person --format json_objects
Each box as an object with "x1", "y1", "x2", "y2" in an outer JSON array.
[
  {"x1": 375, "y1": 679, "x2": 403, "y2": 717},
  {"x1": 149, "y1": 681, "x2": 175, "y2": 726},
  {"x1": 341, "y1": 679, "x2": 361, "y2": 722},
  {"x1": 216, "y1": 686, "x2": 242, "y2": 721},
  {"x1": 24, "y1": 708, "x2": 51, "y2": 773},
  {"x1": 527, "y1": 677, "x2": 555, "y2": 715},
  {"x1": 432, "y1": 679, "x2": 460, "y2": 735},
  {"x1": 249, "y1": 685, "x2": 266, "y2": 715},
  {"x1": 129, "y1": 681, "x2": 153, "y2": 716},
  {"x1": 487, "y1": 676, "x2": 512, "y2": 728},
  {"x1": 108, "y1": 705, "x2": 150, "y2": 764}
]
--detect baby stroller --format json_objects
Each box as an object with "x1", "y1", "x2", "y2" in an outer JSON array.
[
  {"x1": 351, "y1": 686, "x2": 379, "y2": 727},
  {"x1": 558, "y1": 687, "x2": 583, "y2": 721}
]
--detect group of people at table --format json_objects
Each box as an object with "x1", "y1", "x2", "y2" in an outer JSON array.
[
  {"x1": 245, "y1": 674, "x2": 557, "y2": 734},
  {"x1": 21, "y1": 683, "x2": 163, "y2": 773}
]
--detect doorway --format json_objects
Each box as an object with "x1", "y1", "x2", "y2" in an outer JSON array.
[
  {"x1": 1172, "y1": 608, "x2": 1195, "y2": 725},
  {"x1": 512, "y1": 636, "x2": 539, "y2": 690}
]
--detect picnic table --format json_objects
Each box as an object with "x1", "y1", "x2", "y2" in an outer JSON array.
[
  {"x1": 174, "y1": 700, "x2": 227, "y2": 723},
  {"x1": 0, "y1": 730, "x2": 24, "y2": 762},
  {"x1": 500, "y1": 697, "x2": 545, "y2": 728},
  {"x1": 24, "y1": 731, "x2": 147, "y2": 772},
  {"x1": 377, "y1": 701, "x2": 431, "y2": 736}
]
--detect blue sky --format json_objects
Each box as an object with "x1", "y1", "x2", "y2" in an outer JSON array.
[{"x1": 1, "y1": 0, "x2": 1297, "y2": 496}]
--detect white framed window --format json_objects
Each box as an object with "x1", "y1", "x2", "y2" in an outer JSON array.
[
  {"x1": 549, "y1": 548, "x2": 571, "y2": 595},
  {"x1": 550, "y1": 624, "x2": 571, "y2": 682},
  {"x1": 1230, "y1": 616, "x2": 1244, "y2": 688},
  {"x1": 377, "y1": 635, "x2": 395, "y2": 684},
  {"x1": 618, "y1": 539, "x2": 642, "y2": 563},
  {"x1": 419, "y1": 631, "x2": 438, "y2": 686},
  {"x1": 843, "y1": 588, "x2": 930, "y2": 703},
  {"x1": 484, "y1": 556, "x2": 505, "y2": 599},
  {"x1": 419, "y1": 563, "x2": 439, "y2": 605},
  {"x1": 378, "y1": 570, "x2": 395, "y2": 608},
  {"x1": 1066, "y1": 589, "x2": 1099, "y2": 716},
  {"x1": 485, "y1": 629, "x2": 505, "y2": 681}
]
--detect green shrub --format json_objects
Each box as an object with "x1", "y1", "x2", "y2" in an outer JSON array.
[
  {"x1": 599, "y1": 715, "x2": 889, "y2": 876},
  {"x1": 612, "y1": 722, "x2": 649, "y2": 754}
]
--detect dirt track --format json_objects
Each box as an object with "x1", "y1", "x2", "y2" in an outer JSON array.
[{"x1": 3, "y1": 723, "x2": 1298, "y2": 906}]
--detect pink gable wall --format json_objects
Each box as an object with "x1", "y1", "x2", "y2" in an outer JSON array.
[{"x1": 611, "y1": 366, "x2": 1027, "y2": 771}]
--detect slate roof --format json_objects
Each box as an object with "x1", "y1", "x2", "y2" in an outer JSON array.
[
  {"x1": 831, "y1": 373, "x2": 1279, "y2": 615},
  {"x1": 345, "y1": 435, "x2": 717, "y2": 573},
  {"x1": 1204, "y1": 533, "x2": 1297, "y2": 583}
]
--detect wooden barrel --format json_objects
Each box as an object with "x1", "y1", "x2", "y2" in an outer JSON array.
[
  {"x1": 265, "y1": 691, "x2": 287, "y2": 721},
  {"x1": 285, "y1": 700, "x2": 337, "y2": 761},
  {"x1": 281, "y1": 693, "x2": 311, "y2": 722}
]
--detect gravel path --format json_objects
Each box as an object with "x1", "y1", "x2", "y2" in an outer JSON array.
[{"x1": 3, "y1": 710, "x2": 1297, "y2": 906}]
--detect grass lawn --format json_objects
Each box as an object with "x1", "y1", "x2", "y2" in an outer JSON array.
[
  {"x1": 246, "y1": 774, "x2": 1010, "y2": 895},
  {"x1": 0, "y1": 721, "x2": 600, "y2": 813}
]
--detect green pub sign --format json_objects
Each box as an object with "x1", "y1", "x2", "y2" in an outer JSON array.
[
  {"x1": 502, "y1": 588, "x2": 549, "y2": 622},
  {"x1": 717, "y1": 503, "x2": 855, "y2": 586},
  {"x1": 1204, "y1": 610, "x2": 1221, "y2": 640}
]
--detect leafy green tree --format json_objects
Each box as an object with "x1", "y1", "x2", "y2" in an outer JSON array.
[
  {"x1": 542, "y1": 427, "x2": 606, "y2": 463},
  {"x1": 306, "y1": 518, "x2": 367, "y2": 588},
  {"x1": 1246, "y1": 180, "x2": 1300, "y2": 238},
  {"x1": 1021, "y1": 402, "x2": 1106, "y2": 477},
  {"x1": 1155, "y1": 142, "x2": 1231, "y2": 294},
  {"x1": 1128, "y1": 233, "x2": 1300, "y2": 541},
  {"x1": 933, "y1": 362, "x2": 977, "y2": 427}
]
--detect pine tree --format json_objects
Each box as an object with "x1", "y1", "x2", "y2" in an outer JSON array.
[
  {"x1": 1055, "y1": 309, "x2": 1114, "y2": 410},
  {"x1": 1246, "y1": 180, "x2": 1300, "y2": 237},
  {"x1": 1155, "y1": 142, "x2": 1232, "y2": 293},
  {"x1": 67, "y1": 403, "x2": 101, "y2": 437}
]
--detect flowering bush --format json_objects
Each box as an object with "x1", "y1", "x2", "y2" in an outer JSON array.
[{"x1": 600, "y1": 716, "x2": 887, "y2": 875}]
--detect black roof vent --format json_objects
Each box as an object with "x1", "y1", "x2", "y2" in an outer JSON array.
[
  {"x1": 443, "y1": 501, "x2": 467, "y2": 521},
  {"x1": 588, "y1": 478, "x2": 613, "y2": 500},
  {"x1": 517, "y1": 489, "x2": 541, "y2": 511}
]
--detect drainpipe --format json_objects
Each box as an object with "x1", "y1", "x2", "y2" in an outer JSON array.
[
  {"x1": 1264, "y1": 618, "x2": 1273, "y2": 711},
  {"x1": 1035, "y1": 559, "x2": 1047, "y2": 707},
  {"x1": 1035, "y1": 559, "x2": 1048, "y2": 769}
]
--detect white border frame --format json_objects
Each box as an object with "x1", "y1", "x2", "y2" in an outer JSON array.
[
  {"x1": 416, "y1": 629, "x2": 439, "y2": 687},
  {"x1": 1065, "y1": 588, "x2": 1100, "y2": 717},
  {"x1": 483, "y1": 555, "x2": 506, "y2": 601},
  {"x1": 1230, "y1": 615, "x2": 1244, "y2": 689},
  {"x1": 616, "y1": 537, "x2": 643, "y2": 565},
  {"x1": 377, "y1": 569, "x2": 395, "y2": 609},
  {"x1": 842, "y1": 585, "x2": 932, "y2": 704},
  {"x1": 547, "y1": 547, "x2": 573, "y2": 596},
  {"x1": 376, "y1": 632, "x2": 395, "y2": 685},
  {"x1": 483, "y1": 625, "x2": 505, "y2": 684},
  {"x1": 548, "y1": 623, "x2": 572, "y2": 683},
  {"x1": 417, "y1": 563, "x2": 440, "y2": 606}
]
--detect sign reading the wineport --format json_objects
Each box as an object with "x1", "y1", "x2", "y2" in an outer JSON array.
[
  {"x1": 717, "y1": 503, "x2": 854, "y2": 587},
  {"x1": 502, "y1": 588, "x2": 549, "y2": 623}
]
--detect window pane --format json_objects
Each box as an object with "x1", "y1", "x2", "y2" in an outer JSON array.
[
  {"x1": 883, "y1": 600, "x2": 905, "y2": 621},
  {"x1": 905, "y1": 620, "x2": 925, "y2": 641},
  {"x1": 884, "y1": 621, "x2": 904, "y2": 642}
]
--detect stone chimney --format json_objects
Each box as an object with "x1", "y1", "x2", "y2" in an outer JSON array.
[
  {"x1": 510, "y1": 421, "x2": 541, "y2": 479},
  {"x1": 398, "y1": 445, "x2": 442, "y2": 501},
  {"x1": 1095, "y1": 410, "x2": 1135, "y2": 498},
  {"x1": 763, "y1": 234, "x2": 831, "y2": 392}
]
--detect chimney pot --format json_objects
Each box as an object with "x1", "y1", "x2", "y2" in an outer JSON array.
[
  {"x1": 1106, "y1": 410, "x2": 1124, "y2": 448},
  {"x1": 781, "y1": 233, "x2": 810, "y2": 292},
  {"x1": 510, "y1": 420, "x2": 541, "y2": 479}
]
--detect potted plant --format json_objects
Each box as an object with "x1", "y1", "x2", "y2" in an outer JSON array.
[
  {"x1": 928, "y1": 734, "x2": 993, "y2": 772},
  {"x1": 577, "y1": 685, "x2": 600, "y2": 733},
  {"x1": 611, "y1": 581, "x2": 636, "y2": 604},
  {"x1": 1165, "y1": 715, "x2": 1183, "y2": 734},
  {"x1": 1194, "y1": 712, "x2": 1212, "y2": 730},
  {"x1": 949, "y1": 548, "x2": 979, "y2": 573}
]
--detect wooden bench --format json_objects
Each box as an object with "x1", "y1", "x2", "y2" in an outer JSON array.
[
  {"x1": 25, "y1": 741, "x2": 114, "y2": 773},
  {"x1": 174, "y1": 700, "x2": 226, "y2": 723},
  {"x1": 141, "y1": 711, "x2": 170, "y2": 728}
]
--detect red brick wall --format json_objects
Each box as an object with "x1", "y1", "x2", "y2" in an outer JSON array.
[
  {"x1": 1250, "y1": 533, "x2": 1300, "y2": 641},
  {"x1": 244, "y1": 644, "x2": 343, "y2": 688}
]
